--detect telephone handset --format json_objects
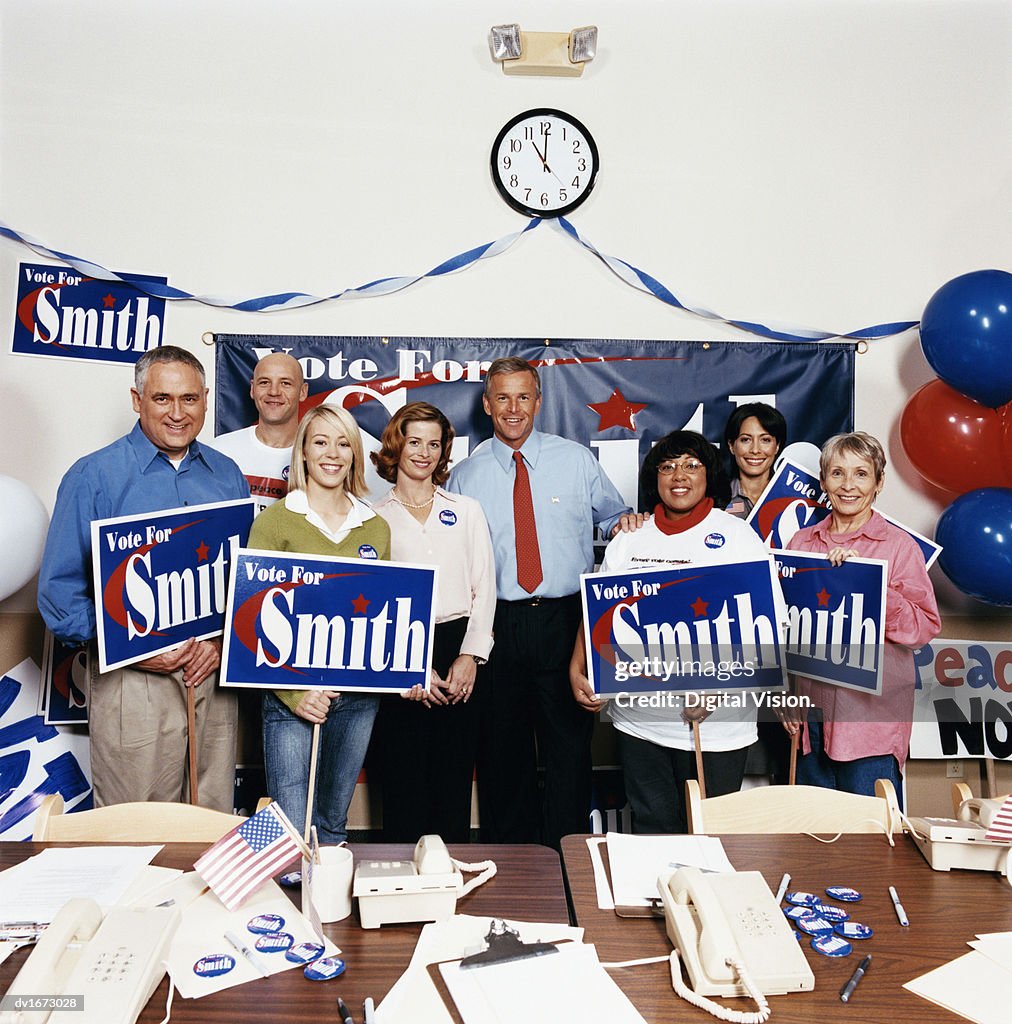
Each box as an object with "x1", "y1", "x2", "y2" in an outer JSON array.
[
  {"x1": 0, "y1": 898, "x2": 179, "y2": 1024},
  {"x1": 958, "y1": 796, "x2": 1007, "y2": 831},
  {"x1": 658, "y1": 867, "x2": 814, "y2": 1022}
]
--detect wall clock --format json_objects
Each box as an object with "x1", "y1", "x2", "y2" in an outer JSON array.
[{"x1": 490, "y1": 108, "x2": 599, "y2": 218}]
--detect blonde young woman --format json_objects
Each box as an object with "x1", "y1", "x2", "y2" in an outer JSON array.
[
  {"x1": 371, "y1": 402, "x2": 495, "y2": 842},
  {"x1": 250, "y1": 404, "x2": 390, "y2": 843}
]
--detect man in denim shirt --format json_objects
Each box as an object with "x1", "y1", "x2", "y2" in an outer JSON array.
[{"x1": 38, "y1": 346, "x2": 249, "y2": 811}]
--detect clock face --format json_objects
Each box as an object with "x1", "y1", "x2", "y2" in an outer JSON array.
[{"x1": 490, "y1": 108, "x2": 599, "y2": 218}]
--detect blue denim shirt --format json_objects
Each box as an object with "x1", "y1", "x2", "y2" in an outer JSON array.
[
  {"x1": 38, "y1": 422, "x2": 250, "y2": 644},
  {"x1": 446, "y1": 430, "x2": 629, "y2": 601}
]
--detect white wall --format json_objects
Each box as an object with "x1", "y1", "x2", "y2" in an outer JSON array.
[{"x1": 1, "y1": 0, "x2": 1010, "y2": 616}]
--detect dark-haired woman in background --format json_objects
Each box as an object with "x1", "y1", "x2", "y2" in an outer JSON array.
[
  {"x1": 371, "y1": 402, "x2": 495, "y2": 842},
  {"x1": 723, "y1": 403, "x2": 787, "y2": 519},
  {"x1": 570, "y1": 430, "x2": 784, "y2": 833}
]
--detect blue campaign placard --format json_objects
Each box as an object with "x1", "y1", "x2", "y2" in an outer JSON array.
[
  {"x1": 12, "y1": 261, "x2": 169, "y2": 366},
  {"x1": 772, "y1": 550, "x2": 886, "y2": 694},
  {"x1": 580, "y1": 559, "x2": 786, "y2": 698},
  {"x1": 91, "y1": 499, "x2": 255, "y2": 672},
  {"x1": 221, "y1": 549, "x2": 437, "y2": 694},
  {"x1": 748, "y1": 460, "x2": 942, "y2": 568}
]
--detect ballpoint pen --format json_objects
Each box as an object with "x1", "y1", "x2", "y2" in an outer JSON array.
[
  {"x1": 337, "y1": 997, "x2": 355, "y2": 1024},
  {"x1": 363, "y1": 997, "x2": 376, "y2": 1024},
  {"x1": 840, "y1": 954, "x2": 871, "y2": 1002},
  {"x1": 224, "y1": 930, "x2": 270, "y2": 978},
  {"x1": 888, "y1": 885, "x2": 909, "y2": 926}
]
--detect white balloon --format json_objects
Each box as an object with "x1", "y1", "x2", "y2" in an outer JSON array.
[
  {"x1": 775, "y1": 442, "x2": 823, "y2": 477},
  {"x1": 0, "y1": 475, "x2": 50, "y2": 601}
]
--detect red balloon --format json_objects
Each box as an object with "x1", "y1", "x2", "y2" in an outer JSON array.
[
  {"x1": 900, "y1": 379, "x2": 1012, "y2": 493},
  {"x1": 1002, "y1": 402, "x2": 1012, "y2": 480}
]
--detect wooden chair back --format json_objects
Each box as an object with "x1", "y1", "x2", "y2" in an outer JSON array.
[
  {"x1": 685, "y1": 778, "x2": 901, "y2": 835},
  {"x1": 32, "y1": 794, "x2": 246, "y2": 842}
]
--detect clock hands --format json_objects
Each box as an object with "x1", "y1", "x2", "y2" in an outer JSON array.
[{"x1": 530, "y1": 136, "x2": 566, "y2": 187}]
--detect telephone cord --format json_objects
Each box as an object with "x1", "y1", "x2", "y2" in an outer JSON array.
[
  {"x1": 451, "y1": 857, "x2": 497, "y2": 896},
  {"x1": 668, "y1": 949, "x2": 771, "y2": 1024}
]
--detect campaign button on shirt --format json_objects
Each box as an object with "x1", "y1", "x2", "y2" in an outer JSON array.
[
  {"x1": 438, "y1": 509, "x2": 457, "y2": 526},
  {"x1": 704, "y1": 532, "x2": 726, "y2": 549},
  {"x1": 193, "y1": 954, "x2": 236, "y2": 978},
  {"x1": 358, "y1": 544, "x2": 379, "y2": 559},
  {"x1": 305, "y1": 956, "x2": 346, "y2": 981},
  {"x1": 255, "y1": 932, "x2": 294, "y2": 953}
]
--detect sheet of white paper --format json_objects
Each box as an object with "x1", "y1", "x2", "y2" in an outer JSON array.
[
  {"x1": 377, "y1": 916, "x2": 584, "y2": 1024},
  {"x1": 904, "y1": 951, "x2": 1012, "y2": 1024},
  {"x1": 606, "y1": 832, "x2": 735, "y2": 907},
  {"x1": 439, "y1": 942, "x2": 647, "y2": 1024},
  {"x1": 968, "y1": 933, "x2": 1012, "y2": 975},
  {"x1": 169, "y1": 878, "x2": 339, "y2": 999},
  {"x1": 0, "y1": 846, "x2": 161, "y2": 921},
  {"x1": 587, "y1": 836, "x2": 614, "y2": 909}
]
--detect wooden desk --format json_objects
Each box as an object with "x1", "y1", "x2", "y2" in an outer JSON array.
[
  {"x1": 0, "y1": 842, "x2": 568, "y2": 1023},
  {"x1": 562, "y1": 832, "x2": 1012, "y2": 1023}
]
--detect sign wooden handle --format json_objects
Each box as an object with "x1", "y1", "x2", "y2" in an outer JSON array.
[
  {"x1": 186, "y1": 685, "x2": 199, "y2": 805},
  {"x1": 692, "y1": 720, "x2": 706, "y2": 800}
]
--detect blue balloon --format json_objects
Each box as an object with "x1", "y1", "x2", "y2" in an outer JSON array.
[
  {"x1": 920, "y1": 269, "x2": 1012, "y2": 409},
  {"x1": 937, "y1": 487, "x2": 1012, "y2": 606}
]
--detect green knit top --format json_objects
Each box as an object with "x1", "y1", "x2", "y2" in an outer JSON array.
[{"x1": 248, "y1": 494, "x2": 391, "y2": 713}]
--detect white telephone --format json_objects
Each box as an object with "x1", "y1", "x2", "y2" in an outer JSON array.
[
  {"x1": 0, "y1": 898, "x2": 179, "y2": 1024},
  {"x1": 658, "y1": 867, "x2": 814, "y2": 1023}
]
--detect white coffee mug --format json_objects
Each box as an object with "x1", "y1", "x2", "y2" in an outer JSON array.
[{"x1": 310, "y1": 845, "x2": 354, "y2": 923}]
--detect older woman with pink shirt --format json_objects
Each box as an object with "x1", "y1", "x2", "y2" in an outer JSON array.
[{"x1": 783, "y1": 431, "x2": 941, "y2": 800}]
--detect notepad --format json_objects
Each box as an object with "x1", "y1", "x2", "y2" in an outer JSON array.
[
  {"x1": 904, "y1": 945, "x2": 1012, "y2": 1024},
  {"x1": 439, "y1": 942, "x2": 647, "y2": 1024}
]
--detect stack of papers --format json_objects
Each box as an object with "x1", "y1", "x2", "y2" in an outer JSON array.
[
  {"x1": 904, "y1": 931, "x2": 1012, "y2": 1024},
  {"x1": 589, "y1": 832, "x2": 734, "y2": 910}
]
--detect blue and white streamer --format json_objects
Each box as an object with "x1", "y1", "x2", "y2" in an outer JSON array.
[{"x1": 0, "y1": 218, "x2": 918, "y2": 342}]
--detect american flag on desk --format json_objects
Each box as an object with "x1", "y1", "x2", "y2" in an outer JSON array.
[
  {"x1": 985, "y1": 795, "x2": 1012, "y2": 843},
  {"x1": 194, "y1": 802, "x2": 303, "y2": 910}
]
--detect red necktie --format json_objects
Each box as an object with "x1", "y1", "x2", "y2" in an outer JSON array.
[{"x1": 513, "y1": 451, "x2": 543, "y2": 593}]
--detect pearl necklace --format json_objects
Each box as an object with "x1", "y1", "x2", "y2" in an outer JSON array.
[{"x1": 392, "y1": 488, "x2": 435, "y2": 509}]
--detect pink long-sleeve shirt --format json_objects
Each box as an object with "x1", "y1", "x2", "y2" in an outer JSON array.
[{"x1": 787, "y1": 510, "x2": 941, "y2": 768}]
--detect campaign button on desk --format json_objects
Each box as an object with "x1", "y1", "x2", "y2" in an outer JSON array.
[
  {"x1": 286, "y1": 941, "x2": 325, "y2": 964},
  {"x1": 812, "y1": 934, "x2": 852, "y2": 957},
  {"x1": 247, "y1": 913, "x2": 286, "y2": 934},
  {"x1": 836, "y1": 922, "x2": 874, "y2": 940},
  {"x1": 193, "y1": 954, "x2": 236, "y2": 978},
  {"x1": 784, "y1": 905, "x2": 817, "y2": 921},
  {"x1": 255, "y1": 931, "x2": 294, "y2": 953},
  {"x1": 795, "y1": 915, "x2": 835, "y2": 936},
  {"x1": 305, "y1": 956, "x2": 346, "y2": 981},
  {"x1": 786, "y1": 891, "x2": 820, "y2": 906},
  {"x1": 825, "y1": 885, "x2": 862, "y2": 901},
  {"x1": 279, "y1": 871, "x2": 302, "y2": 887},
  {"x1": 814, "y1": 903, "x2": 849, "y2": 922}
]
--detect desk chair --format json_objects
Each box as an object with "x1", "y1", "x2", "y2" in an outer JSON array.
[
  {"x1": 685, "y1": 778, "x2": 901, "y2": 835},
  {"x1": 32, "y1": 794, "x2": 247, "y2": 842}
]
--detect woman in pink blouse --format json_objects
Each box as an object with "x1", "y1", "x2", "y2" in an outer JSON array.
[
  {"x1": 370, "y1": 403, "x2": 496, "y2": 842},
  {"x1": 783, "y1": 432, "x2": 941, "y2": 800}
]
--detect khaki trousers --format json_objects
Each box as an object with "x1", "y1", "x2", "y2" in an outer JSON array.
[{"x1": 87, "y1": 653, "x2": 238, "y2": 812}]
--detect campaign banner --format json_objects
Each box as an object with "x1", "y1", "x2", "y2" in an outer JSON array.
[
  {"x1": 580, "y1": 559, "x2": 786, "y2": 698},
  {"x1": 911, "y1": 639, "x2": 1012, "y2": 760},
  {"x1": 11, "y1": 261, "x2": 168, "y2": 365},
  {"x1": 41, "y1": 631, "x2": 89, "y2": 725},
  {"x1": 772, "y1": 550, "x2": 887, "y2": 695},
  {"x1": 214, "y1": 335, "x2": 854, "y2": 515},
  {"x1": 222, "y1": 550, "x2": 437, "y2": 694},
  {"x1": 92, "y1": 499, "x2": 255, "y2": 672},
  {"x1": 748, "y1": 459, "x2": 942, "y2": 568}
]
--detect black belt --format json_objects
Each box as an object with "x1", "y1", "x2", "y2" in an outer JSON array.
[{"x1": 500, "y1": 593, "x2": 578, "y2": 608}]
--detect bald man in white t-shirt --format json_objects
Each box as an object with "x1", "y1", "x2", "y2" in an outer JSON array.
[{"x1": 212, "y1": 352, "x2": 308, "y2": 514}]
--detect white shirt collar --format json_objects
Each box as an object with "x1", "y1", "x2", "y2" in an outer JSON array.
[{"x1": 284, "y1": 489, "x2": 375, "y2": 544}]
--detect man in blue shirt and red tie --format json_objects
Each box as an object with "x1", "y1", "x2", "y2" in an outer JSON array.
[
  {"x1": 38, "y1": 346, "x2": 250, "y2": 812},
  {"x1": 448, "y1": 357, "x2": 634, "y2": 847}
]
